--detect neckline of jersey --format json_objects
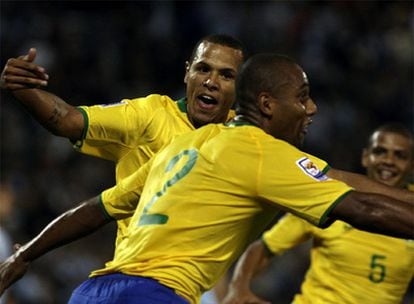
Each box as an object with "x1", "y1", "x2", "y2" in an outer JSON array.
[
  {"x1": 225, "y1": 120, "x2": 255, "y2": 127},
  {"x1": 176, "y1": 97, "x2": 187, "y2": 113}
]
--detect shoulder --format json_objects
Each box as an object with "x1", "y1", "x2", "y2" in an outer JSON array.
[
  {"x1": 79, "y1": 94, "x2": 176, "y2": 112},
  {"x1": 124, "y1": 94, "x2": 176, "y2": 109},
  {"x1": 98, "y1": 94, "x2": 179, "y2": 120}
]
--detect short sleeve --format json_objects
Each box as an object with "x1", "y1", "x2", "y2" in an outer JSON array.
[
  {"x1": 74, "y1": 95, "x2": 166, "y2": 161},
  {"x1": 263, "y1": 213, "x2": 313, "y2": 255},
  {"x1": 258, "y1": 138, "x2": 353, "y2": 227},
  {"x1": 101, "y1": 157, "x2": 153, "y2": 219}
]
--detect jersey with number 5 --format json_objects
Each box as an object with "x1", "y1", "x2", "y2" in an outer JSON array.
[{"x1": 263, "y1": 214, "x2": 414, "y2": 304}]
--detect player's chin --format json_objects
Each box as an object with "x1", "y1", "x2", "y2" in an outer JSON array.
[{"x1": 196, "y1": 111, "x2": 222, "y2": 125}]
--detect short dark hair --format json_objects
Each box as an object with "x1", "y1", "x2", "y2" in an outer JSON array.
[
  {"x1": 188, "y1": 34, "x2": 246, "y2": 64},
  {"x1": 367, "y1": 123, "x2": 413, "y2": 148},
  {"x1": 235, "y1": 53, "x2": 297, "y2": 114}
]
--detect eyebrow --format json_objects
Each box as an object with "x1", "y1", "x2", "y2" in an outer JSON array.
[
  {"x1": 195, "y1": 61, "x2": 237, "y2": 74},
  {"x1": 372, "y1": 145, "x2": 409, "y2": 153}
]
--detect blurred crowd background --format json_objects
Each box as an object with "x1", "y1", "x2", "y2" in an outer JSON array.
[{"x1": 0, "y1": 1, "x2": 413, "y2": 303}]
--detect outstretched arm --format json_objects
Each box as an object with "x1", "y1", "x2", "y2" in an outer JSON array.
[
  {"x1": 1, "y1": 48, "x2": 84, "y2": 141},
  {"x1": 330, "y1": 191, "x2": 414, "y2": 239},
  {"x1": 328, "y1": 168, "x2": 414, "y2": 203},
  {"x1": 0, "y1": 196, "x2": 111, "y2": 296},
  {"x1": 222, "y1": 240, "x2": 272, "y2": 304}
]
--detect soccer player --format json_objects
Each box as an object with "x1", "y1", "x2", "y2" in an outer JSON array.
[
  {"x1": 4, "y1": 35, "x2": 413, "y2": 304},
  {"x1": 0, "y1": 34, "x2": 245, "y2": 251},
  {"x1": 1, "y1": 34, "x2": 246, "y2": 304},
  {"x1": 223, "y1": 123, "x2": 414, "y2": 304},
  {"x1": 1, "y1": 53, "x2": 413, "y2": 304}
]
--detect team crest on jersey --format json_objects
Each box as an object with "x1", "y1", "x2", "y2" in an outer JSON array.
[
  {"x1": 99, "y1": 101, "x2": 128, "y2": 107},
  {"x1": 296, "y1": 157, "x2": 329, "y2": 181}
]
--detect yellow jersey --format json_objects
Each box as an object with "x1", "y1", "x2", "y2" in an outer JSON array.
[
  {"x1": 74, "y1": 95, "x2": 235, "y2": 248},
  {"x1": 93, "y1": 122, "x2": 353, "y2": 304},
  {"x1": 263, "y1": 214, "x2": 414, "y2": 304}
]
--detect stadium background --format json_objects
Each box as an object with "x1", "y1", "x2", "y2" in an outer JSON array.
[{"x1": 0, "y1": 1, "x2": 413, "y2": 303}]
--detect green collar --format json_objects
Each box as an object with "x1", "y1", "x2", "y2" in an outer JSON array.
[{"x1": 177, "y1": 97, "x2": 187, "y2": 113}]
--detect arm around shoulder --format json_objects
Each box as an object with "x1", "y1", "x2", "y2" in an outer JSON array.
[
  {"x1": 327, "y1": 168, "x2": 414, "y2": 204},
  {"x1": 330, "y1": 191, "x2": 414, "y2": 239}
]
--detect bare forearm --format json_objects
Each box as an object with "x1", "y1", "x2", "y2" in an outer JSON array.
[
  {"x1": 332, "y1": 191, "x2": 414, "y2": 239},
  {"x1": 2, "y1": 49, "x2": 84, "y2": 140},
  {"x1": 18, "y1": 197, "x2": 110, "y2": 263},
  {"x1": 328, "y1": 168, "x2": 414, "y2": 203},
  {"x1": 231, "y1": 240, "x2": 272, "y2": 288},
  {"x1": 13, "y1": 88, "x2": 83, "y2": 140}
]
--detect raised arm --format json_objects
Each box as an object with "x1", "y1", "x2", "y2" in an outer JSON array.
[
  {"x1": 328, "y1": 168, "x2": 414, "y2": 203},
  {"x1": 330, "y1": 191, "x2": 414, "y2": 239},
  {"x1": 1, "y1": 48, "x2": 84, "y2": 141},
  {"x1": 223, "y1": 240, "x2": 272, "y2": 304},
  {"x1": 0, "y1": 196, "x2": 111, "y2": 296}
]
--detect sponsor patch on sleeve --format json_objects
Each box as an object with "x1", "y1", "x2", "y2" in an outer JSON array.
[
  {"x1": 296, "y1": 157, "x2": 329, "y2": 181},
  {"x1": 99, "y1": 100, "x2": 128, "y2": 108}
]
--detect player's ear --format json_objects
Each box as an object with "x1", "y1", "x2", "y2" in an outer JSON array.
[
  {"x1": 258, "y1": 92, "x2": 275, "y2": 117},
  {"x1": 361, "y1": 148, "x2": 369, "y2": 168},
  {"x1": 184, "y1": 61, "x2": 190, "y2": 84}
]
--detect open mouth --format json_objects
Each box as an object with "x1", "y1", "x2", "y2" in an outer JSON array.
[
  {"x1": 198, "y1": 95, "x2": 218, "y2": 108},
  {"x1": 302, "y1": 120, "x2": 312, "y2": 134},
  {"x1": 377, "y1": 168, "x2": 397, "y2": 180}
]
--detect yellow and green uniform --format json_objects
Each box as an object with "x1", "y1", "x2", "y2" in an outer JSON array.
[
  {"x1": 74, "y1": 94, "x2": 235, "y2": 249},
  {"x1": 263, "y1": 213, "x2": 414, "y2": 304},
  {"x1": 92, "y1": 122, "x2": 353, "y2": 304}
]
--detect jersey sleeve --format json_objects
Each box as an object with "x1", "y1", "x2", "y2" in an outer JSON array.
[
  {"x1": 258, "y1": 139, "x2": 354, "y2": 228},
  {"x1": 73, "y1": 95, "x2": 164, "y2": 161},
  {"x1": 262, "y1": 213, "x2": 313, "y2": 255},
  {"x1": 304, "y1": 152, "x2": 330, "y2": 173},
  {"x1": 100, "y1": 157, "x2": 153, "y2": 219}
]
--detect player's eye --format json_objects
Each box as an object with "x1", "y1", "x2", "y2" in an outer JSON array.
[
  {"x1": 221, "y1": 71, "x2": 235, "y2": 80},
  {"x1": 395, "y1": 151, "x2": 409, "y2": 160},
  {"x1": 371, "y1": 147, "x2": 388, "y2": 157}
]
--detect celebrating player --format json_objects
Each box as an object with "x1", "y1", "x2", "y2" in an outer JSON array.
[{"x1": 1, "y1": 53, "x2": 413, "y2": 304}]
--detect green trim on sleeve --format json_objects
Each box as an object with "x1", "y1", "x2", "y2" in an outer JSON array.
[
  {"x1": 321, "y1": 165, "x2": 331, "y2": 174},
  {"x1": 318, "y1": 189, "x2": 354, "y2": 228},
  {"x1": 176, "y1": 98, "x2": 187, "y2": 113},
  {"x1": 73, "y1": 107, "x2": 89, "y2": 149},
  {"x1": 98, "y1": 194, "x2": 115, "y2": 220}
]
